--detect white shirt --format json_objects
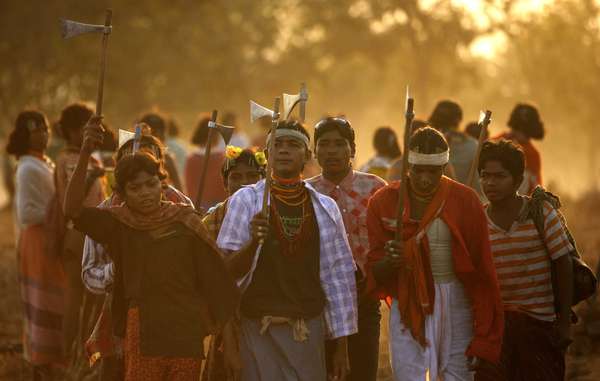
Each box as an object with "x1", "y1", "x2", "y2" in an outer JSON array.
[{"x1": 15, "y1": 155, "x2": 54, "y2": 227}]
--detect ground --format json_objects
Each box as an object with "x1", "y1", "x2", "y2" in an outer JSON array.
[{"x1": 1, "y1": 191, "x2": 600, "y2": 380}]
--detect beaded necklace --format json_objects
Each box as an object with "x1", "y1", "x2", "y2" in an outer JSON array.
[
  {"x1": 270, "y1": 174, "x2": 314, "y2": 255},
  {"x1": 271, "y1": 174, "x2": 308, "y2": 207}
]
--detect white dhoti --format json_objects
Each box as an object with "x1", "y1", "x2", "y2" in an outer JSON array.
[{"x1": 389, "y1": 281, "x2": 474, "y2": 381}]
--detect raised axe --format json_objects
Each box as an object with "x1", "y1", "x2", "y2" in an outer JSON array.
[
  {"x1": 61, "y1": 9, "x2": 113, "y2": 116},
  {"x1": 249, "y1": 98, "x2": 281, "y2": 226},
  {"x1": 466, "y1": 110, "x2": 493, "y2": 187},
  {"x1": 394, "y1": 86, "x2": 416, "y2": 242},
  {"x1": 282, "y1": 83, "x2": 308, "y2": 122},
  {"x1": 195, "y1": 110, "x2": 235, "y2": 209}
]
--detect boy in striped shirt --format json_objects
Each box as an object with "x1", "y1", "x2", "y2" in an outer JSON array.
[{"x1": 476, "y1": 139, "x2": 573, "y2": 381}]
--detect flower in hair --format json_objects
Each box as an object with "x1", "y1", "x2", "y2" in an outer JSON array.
[
  {"x1": 225, "y1": 145, "x2": 243, "y2": 160},
  {"x1": 254, "y1": 151, "x2": 267, "y2": 166}
]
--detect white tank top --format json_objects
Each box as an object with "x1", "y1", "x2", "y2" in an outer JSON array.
[{"x1": 426, "y1": 218, "x2": 455, "y2": 283}]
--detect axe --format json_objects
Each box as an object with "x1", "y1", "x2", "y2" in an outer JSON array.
[
  {"x1": 249, "y1": 98, "x2": 281, "y2": 223},
  {"x1": 61, "y1": 9, "x2": 113, "y2": 116},
  {"x1": 283, "y1": 83, "x2": 308, "y2": 122},
  {"x1": 394, "y1": 86, "x2": 415, "y2": 242},
  {"x1": 466, "y1": 110, "x2": 493, "y2": 187},
  {"x1": 195, "y1": 110, "x2": 235, "y2": 209},
  {"x1": 250, "y1": 100, "x2": 277, "y2": 124}
]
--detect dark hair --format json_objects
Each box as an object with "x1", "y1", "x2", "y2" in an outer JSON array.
[
  {"x1": 373, "y1": 127, "x2": 401, "y2": 158},
  {"x1": 6, "y1": 110, "x2": 48, "y2": 157},
  {"x1": 139, "y1": 112, "x2": 167, "y2": 140},
  {"x1": 508, "y1": 103, "x2": 545, "y2": 140},
  {"x1": 167, "y1": 118, "x2": 180, "y2": 138},
  {"x1": 428, "y1": 100, "x2": 463, "y2": 131},
  {"x1": 409, "y1": 126, "x2": 449, "y2": 154},
  {"x1": 314, "y1": 117, "x2": 356, "y2": 156},
  {"x1": 221, "y1": 148, "x2": 266, "y2": 179},
  {"x1": 275, "y1": 119, "x2": 310, "y2": 143},
  {"x1": 58, "y1": 103, "x2": 93, "y2": 138},
  {"x1": 114, "y1": 153, "x2": 167, "y2": 194},
  {"x1": 116, "y1": 134, "x2": 165, "y2": 162},
  {"x1": 478, "y1": 139, "x2": 525, "y2": 181},
  {"x1": 411, "y1": 119, "x2": 429, "y2": 131},
  {"x1": 464, "y1": 121, "x2": 488, "y2": 140},
  {"x1": 100, "y1": 124, "x2": 117, "y2": 152},
  {"x1": 191, "y1": 114, "x2": 212, "y2": 146}
]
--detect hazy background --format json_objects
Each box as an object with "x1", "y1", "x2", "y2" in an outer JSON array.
[{"x1": 1, "y1": 0, "x2": 599, "y2": 195}]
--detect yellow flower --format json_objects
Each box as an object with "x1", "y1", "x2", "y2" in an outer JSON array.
[
  {"x1": 254, "y1": 151, "x2": 267, "y2": 166},
  {"x1": 225, "y1": 145, "x2": 243, "y2": 160}
]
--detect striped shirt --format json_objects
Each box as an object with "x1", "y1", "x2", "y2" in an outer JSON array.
[{"x1": 486, "y1": 200, "x2": 573, "y2": 321}]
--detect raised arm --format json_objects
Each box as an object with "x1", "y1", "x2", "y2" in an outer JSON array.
[{"x1": 63, "y1": 115, "x2": 104, "y2": 219}]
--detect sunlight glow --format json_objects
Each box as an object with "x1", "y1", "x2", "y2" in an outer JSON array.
[{"x1": 470, "y1": 31, "x2": 507, "y2": 59}]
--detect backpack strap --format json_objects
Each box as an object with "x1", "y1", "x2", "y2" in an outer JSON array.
[{"x1": 521, "y1": 186, "x2": 560, "y2": 246}]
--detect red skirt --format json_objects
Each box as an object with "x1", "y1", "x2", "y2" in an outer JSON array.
[
  {"x1": 124, "y1": 307, "x2": 202, "y2": 381},
  {"x1": 18, "y1": 224, "x2": 66, "y2": 366}
]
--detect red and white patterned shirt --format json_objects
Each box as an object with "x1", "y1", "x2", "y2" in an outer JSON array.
[{"x1": 308, "y1": 170, "x2": 387, "y2": 273}]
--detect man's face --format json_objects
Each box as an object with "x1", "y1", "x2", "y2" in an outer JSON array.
[
  {"x1": 225, "y1": 162, "x2": 262, "y2": 196},
  {"x1": 408, "y1": 164, "x2": 445, "y2": 195},
  {"x1": 480, "y1": 160, "x2": 520, "y2": 202},
  {"x1": 123, "y1": 171, "x2": 163, "y2": 215},
  {"x1": 271, "y1": 135, "x2": 309, "y2": 179},
  {"x1": 315, "y1": 129, "x2": 352, "y2": 175}
]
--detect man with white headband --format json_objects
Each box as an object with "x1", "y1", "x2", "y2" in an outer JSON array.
[
  {"x1": 217, "y1": 120, "x2": 357, "y2": 381},
  {"x1": 365, "y1": 126, "x2": 503, "y2": 381}
]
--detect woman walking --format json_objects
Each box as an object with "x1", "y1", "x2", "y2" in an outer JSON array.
[
  {"x1": 7, "y1": 110, "x2": 66, "y2": 380},
  {"x1": 64, "y1": 116, "x2": 239, "y2": 380}
]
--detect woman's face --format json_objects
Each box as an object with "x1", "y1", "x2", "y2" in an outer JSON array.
[
  {"x1": 123, "y1": 171, "x2": 163, "y2": 215},
  {"x1": 28, "y1": 121, "x2": 49, "y2": 153}
]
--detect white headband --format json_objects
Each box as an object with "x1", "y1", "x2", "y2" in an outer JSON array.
[
  {"x1": 266, "y1": 128, "x2": 309, "y2": 147},
  {"x1": 408, "y1": 150, "x2": 449, "y2": 166}
]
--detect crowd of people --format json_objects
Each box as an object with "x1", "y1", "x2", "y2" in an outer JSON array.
[{"x1": 5, "y1": 97, "x2": 585, "y2": 381}]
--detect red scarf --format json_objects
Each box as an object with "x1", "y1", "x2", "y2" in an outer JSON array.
[
  {"x1": 396, "y1": 176, "x2": 451, "y2": 346},
  {"x1": 108, "y1": 201, "x2": 221, "y2": 254}
]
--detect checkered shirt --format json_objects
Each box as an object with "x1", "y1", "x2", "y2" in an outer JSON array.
[
  {"x1": 81, "y1": 185, "x2": 193, "y2": 294},
  {"x1": 217, "y1": 179, "x2": 358, "y2": 339},
  {"x1": 307, "y1": 170, "x2": 387, "y2": 274}
]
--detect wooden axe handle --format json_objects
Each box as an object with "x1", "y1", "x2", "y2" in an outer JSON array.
[
  {"x1": 466, "y1": 110, "x2": 492, "y2": 187},
  {"x1": 394, "y1": 97, "x2": 415, "y2": 242},
  {"x1": 261, "y1": 97, "x2": 281, "y2": 217},
  {"x1": 195, "y1": 110, "x2": 219, "y2": 209},
  {"x1": 95, "y1": 9, "x2": 112, "y2": 116}
]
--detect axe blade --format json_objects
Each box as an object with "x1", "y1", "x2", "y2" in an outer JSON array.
[
  {"x1": 60, "y1": 18, "x2": 111, "y2": 39},
  {"x1": 250, "y1": 100, "x2": 274, "y2": 124},
  {"x1": 479, "y1": 110, "x2": 492, "y2": 126},
  {"x1": 283, "y1": 83, "x2": 309, "y2": 121},
  {"x1": 283, "y1": 93, "x2": 301, "y2": 120},
  {"x1": 118, "y1": 129, "x2": 135, "y2": 148},
  {"x1": 212, "y1": 123, "x2": 235, "y2": 145}
]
